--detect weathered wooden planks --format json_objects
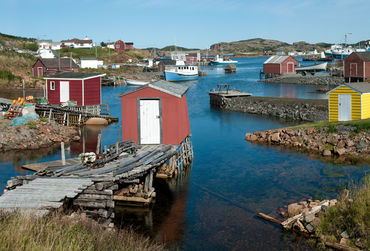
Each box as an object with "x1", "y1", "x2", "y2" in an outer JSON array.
[{"x1": 22, "y1": 158, "x2": 80, "y2": 172}]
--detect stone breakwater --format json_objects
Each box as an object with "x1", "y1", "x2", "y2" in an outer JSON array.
[
  {"x1": 210, "y1": 95, "x2": 328, "y2": 121},
  {"x1": 0, "y1": 120, "x2": 80, "y2": 151},
  {"x1": 245, "y1": 125, "x2": 370, "y2": 163},
  {"x1": 260, "y1": 75, "x2": 344, "y2": 87}
]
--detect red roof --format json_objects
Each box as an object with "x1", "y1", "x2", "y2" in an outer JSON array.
[{"x1": 61, "y1": 38, "x2": 93, "y2": 44}]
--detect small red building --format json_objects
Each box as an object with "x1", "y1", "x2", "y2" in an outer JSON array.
[
  {"x1": 44, "y1": 72, "x2": 105, "y2": 106},
  {"x1": 119, "y1": 80, "x2": 190, "y2": 145},
  {"x1": 32, "y1": 58, "x2": 79, "y2": 77},
  {"x1": 263, "y1": 56, "x2": 300, "y2": 77},
  {"x1": 344, "y1": 52, "x2": 370, "y2": 82},
  {"x1": 114, "y1": 40, "x2": 134, "y2": 51}
]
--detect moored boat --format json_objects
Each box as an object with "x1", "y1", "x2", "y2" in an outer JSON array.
[
  {"x1": 125, "y1": 79, "x2": 150, "y2": 86},
  {"x1": 164, "y1": 65, "x2": 198, "y2": 82},
  {"x1": 210, "y1": 55, "x2": 238, "y2": 65},
  {"x1": 296, "y1": 62, "x2": 328, "y2": 75}
]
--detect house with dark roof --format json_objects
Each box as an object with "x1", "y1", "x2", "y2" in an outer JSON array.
[
  {"x1": 327, "y1": 82, "x2": 370, "y2": 121},
  {"x1": 119, "y1": 80, "x2": 191, "y2": 145},
  {"x1": 44, "y1": 72, "x2": 105, "y2": 105},
  {"x1": 263, "y1": 55, "x2": 300, "y2": 78},
  {"x1": 344, "y1": 51, "x2": 370, "y2": 82},
  {"x1": 61, "y1": 37, "x2": 93, "y2": 49},
  {"x1": 32, "y1": 58, "x2": 79, "y2": 77}
]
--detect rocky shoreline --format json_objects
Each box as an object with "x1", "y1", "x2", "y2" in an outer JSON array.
[
  {"x1": 245, "y1": 124, "x2": 370, "y2": 164},
  {"x1": 0, "y1": 119, "x2": 80, "y2": 152},
  {"x1": 260, "y1": 75, "x2": 344, "y2": 87},
  {"x1": 210, "y1": 95, "x2": 328, "y2": 122}
]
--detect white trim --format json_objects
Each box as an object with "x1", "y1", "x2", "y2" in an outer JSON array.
[
  {"x1": 44, "y1": 74, "x2": 106, "y2": 81},
  {"x1": 50, "y1": 81, "x2": 55, "y2": 90},
  {"x1": 82, "y1": 79, "x2": 85, "y2": 106}
]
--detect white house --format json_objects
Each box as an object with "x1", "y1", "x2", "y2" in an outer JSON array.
[
  {"x1": 80, "y1": 57, "x2": 104, "y2": 69},
  {"x1": 38, "y1": 48, "x2": 58, "y2": 59},
  {"x1": 61, "y1": 37, "x2": 93, "y2": 49},
  {"x1": 51, "y1": 42, "x2": 62, "y2": 50},
  {"x1": 107, "y1": 43, "x2": 115, "y2": 49},
  {"x1": 37, "y1": 40, "x2": 52, "y2": 49}
]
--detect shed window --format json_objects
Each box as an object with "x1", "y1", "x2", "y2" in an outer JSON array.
[{"x1": 50, "y1": 81, "x2": 55, "y2": 90}]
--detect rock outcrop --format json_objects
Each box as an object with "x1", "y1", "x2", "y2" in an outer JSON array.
[{"x1": 0, "y1": 120, "x2": 79, "y2": 151}]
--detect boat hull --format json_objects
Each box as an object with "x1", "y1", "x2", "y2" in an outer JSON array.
[
  {"x1": 210, "y1": 61, "x2": 238, "y2": 65},
  {"x1": 164, "y1": 71, "x2": 198, "y2": 82}
]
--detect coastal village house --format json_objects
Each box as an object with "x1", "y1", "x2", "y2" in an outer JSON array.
[
  {"x1": 32, "y1": 58, "x2": 78, "y2": 77},
  {"x1": 344, "y1": 51, "x2": 370, "y2": 82},
  {"x1": 327, "y1": 82, "x2": 370, "y2": 122},
  {"x1": 119, "y1": 80, "x2": 191, "y2": 145},
  {"x1": 263, "y1": 56, "x2": 300, "y2": 78},
  {"x1": 79, "y1": 57, "x2": 104, "y2": 69},
  {"x1": 61, "y1": 37, "x2": 93, "y2": 49},
  {"x1": 44, "y1": 72, "x2": 105, "y2": 106},
  {"x1": 114, "y1": 40, "x2": 134, "y2": 51}
]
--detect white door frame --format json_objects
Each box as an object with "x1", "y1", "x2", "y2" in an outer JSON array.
[
  {"x1": 338, "y1": 94, "x2": 351, "y2": 121},
  {"x1": 60, "y1": 81, "x2": 70, "y2": 103},
  {"x1": 138, "y1": 98, "x2": 162, "y2": 144}
]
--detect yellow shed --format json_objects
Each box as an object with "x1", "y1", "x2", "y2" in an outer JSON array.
[{"x1": 327, "y1": 82, "x2": 370, "y2": 122}]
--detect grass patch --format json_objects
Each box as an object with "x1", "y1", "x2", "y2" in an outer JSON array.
[
  {"x1": 287, "y1": 119, "x2": 370, "y2": 133},
  {"x1": 0, "y1": 213, "x2": 164, "y2": 251},
  {"x1": 316, "y1": 175, "x2": 370, "y2": 249}
]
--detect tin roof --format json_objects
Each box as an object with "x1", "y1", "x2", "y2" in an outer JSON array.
[
  {"x1": 119, "y1": 80, "x2": 189, "y2": 98},
  {"x1": 327, "y1": 82, "x2": 370, "y2": 94},
  {"x1": 44, "y1": 72, "x2": 105, "y2": 80},
  {"x1": 264, "y1": 56, "x2": 291, "y2": 64}
]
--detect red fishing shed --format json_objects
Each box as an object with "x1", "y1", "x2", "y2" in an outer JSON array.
[
  {"x1": 32, "y1": 58, "x2": 79, "y2": 77},
  {"x1": 44, "y1": 72, "x2": 105, "y2": 105},
  {"x1": 119, "y1": 80, "x2": 191, "y2": 145},
  {"x1": 344, "y1": 51, "x2": 370, "y2": 82},
  {"x1": 263, "y1": 56, "x2": 300, "y2": 77}
]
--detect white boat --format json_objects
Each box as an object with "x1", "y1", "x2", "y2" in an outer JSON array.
[
  {"x1": 296, "y1": 62, "x2": 328, "y2": 75},
  {"x1": 210, "y1": 55, "x2": 238, "y2": 65},
  {"x1": 164, "y1": 65, "x2": 198, "y2": 82},
  {"x1": 125, "y1": 79, "x2": 150, "y2": 86}
]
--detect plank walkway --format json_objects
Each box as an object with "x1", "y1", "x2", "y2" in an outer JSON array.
[
  {"x1": 22, "y1": 158, "x2": 80, "y2": 172},
  {"x1": 0, "y1": 178, "x2": 92, "y2": 216}
]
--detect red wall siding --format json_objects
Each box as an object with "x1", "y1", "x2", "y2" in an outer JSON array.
[
  {"x1": 33, "y1": 60, "x2": 45, "y2": 77},
  {"x1": 125, "y1": 44, "x2": 134, "y2": 50},
  {"x1": 114, "y1": 40, "x2": 126, "y2": 51},
  {"x1": 121, "y1": 87, "x2": 191, "y2": 145},
  {"x1": 344, "y1": 53, "x2": 364, "y2": 78},
  {"x1": 365, "y1": 62, "x2": 370, "y2": 79},
  {"x1": 47, "y1": 79, "x2": 83, "y2": 105},
  {"x1": 84, "y1": 77, "x2": 101, "y2": 105},
  {"x1": 281, "y1": 57, "x2": 299, "y2": 73},
  {"x1": 263, "y1": 64, "x2": 280, "y2": 74}
]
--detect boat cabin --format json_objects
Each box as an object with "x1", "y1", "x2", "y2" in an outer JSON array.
[{"x1": 119, "y1": 80, "x2": 191, "y2": 145}]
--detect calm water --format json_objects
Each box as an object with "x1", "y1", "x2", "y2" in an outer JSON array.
[{"x1": 0, "y1": 57, "x2": 368, "y2": 250}]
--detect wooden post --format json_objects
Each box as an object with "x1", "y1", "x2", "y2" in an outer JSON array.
[
  {"x1": 149, "y1": 170, "x2": 154, "y2": 190},
  {"x1": 63, "y1": 112, "x2": 67, "y2": 125},
  {"x1": 115, "y1": 142, "x2": 119, "y2": 155},
  {"x1": 48, "y1": 109, "x2": 52, "y2": 122},
  {"x1": 78, "y1": 114, "x2": 82, "y2": 125},
  {"x1": 96, "y1": 134, "x2": 101, "y2": 154},
  {"x1": 67, "y1": 113, "x2": 70, "y2": 126},
  {"x1": 104, "y1": 145, "x2": 107, "y2": 154},
  {"x1": 61, "y1": 142, "x2": 66, "y2": 165},
  {"x1": 144, "y1": 174, "x2": 150, "y2": 193},
  {"x1": 118, "y1": 125, "x2": 122, "y2": 142}
]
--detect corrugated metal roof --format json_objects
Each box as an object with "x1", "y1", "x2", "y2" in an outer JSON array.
[
  {"x1": 44, "y1": 72, "x2": 105, "y2": 79},
  {"x1": 119, "y1": 80, "x2": 188, "y2": 98},
  {"x1": 264, "y1": 56, "x2": 291, "y2": 64}
]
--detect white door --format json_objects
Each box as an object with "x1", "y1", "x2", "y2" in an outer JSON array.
[
  {"x1": 338, "y1": 94, "x2": 351, "y2": 121},
  {"x1": 60, "y1": 81, "x2": 70, "y2": 103},
  {"x1": 140, "y1": 100, "x2": 161, "y2": 144}
]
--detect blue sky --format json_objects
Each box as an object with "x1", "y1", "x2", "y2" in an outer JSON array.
[{"x1": 1, "y1": 0, "x2": 369, "y2": 49}]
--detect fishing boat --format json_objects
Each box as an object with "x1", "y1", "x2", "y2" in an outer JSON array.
[
  {"x1": 210, "y1": 55, "x2": 238, "y2": 65},
  {"x1": 164, "y1": 65, "x2": 198, "y2": 82},
  {"x1": 295, "y1": 62, "x2": 328, "y2": 75},
  {"x1": 125, "y1": 79, "x2": 150, "y2": 86}
]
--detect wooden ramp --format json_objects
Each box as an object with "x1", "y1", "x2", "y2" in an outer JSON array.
[
  {"x1": 22, "y1": 158, "x2": 80, "y2": 172},
  {"x1": 0, "y1": 178, "x2": 93, "y2": 216}
]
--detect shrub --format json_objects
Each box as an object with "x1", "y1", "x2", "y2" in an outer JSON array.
[{"x1": 26, "y1": 120, "x2": 37, "y2": 129}]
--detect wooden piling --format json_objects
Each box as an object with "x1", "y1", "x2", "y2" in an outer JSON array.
[{"x1": 61, "y1": 142, "x2": 66, "y2": 165}]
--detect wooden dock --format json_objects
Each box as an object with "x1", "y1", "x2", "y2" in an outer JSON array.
[
  {"x1": 1, "y1": 138, "x2": 194, "y2": 226},
  {"x1": 22, "y1": 158, "x2": 80, "y2": 172}
]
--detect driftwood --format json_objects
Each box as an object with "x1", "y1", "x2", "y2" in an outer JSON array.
[
  {"x1": 257, "y1": 213, "x2": 282, "y2": 225},
  {"x1": 325, "y1": 242, "x2": 360, "y2": 251}
]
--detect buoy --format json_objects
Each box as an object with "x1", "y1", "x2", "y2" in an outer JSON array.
[{"x1": 85, "y1": 117, "x2": 108, "y2": 125}]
